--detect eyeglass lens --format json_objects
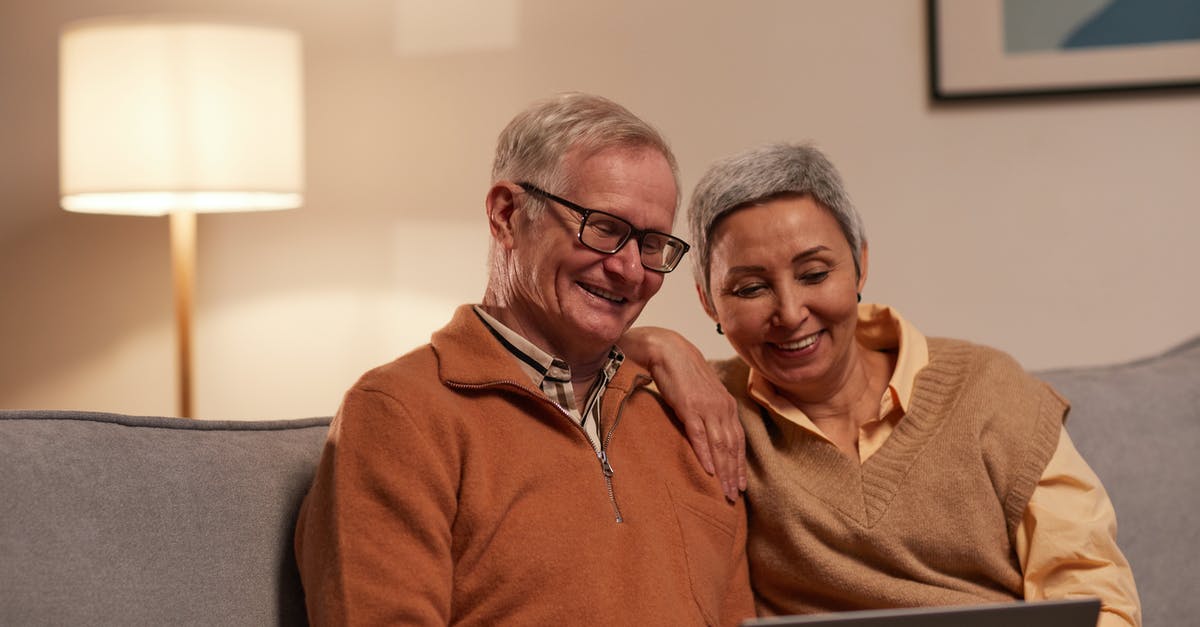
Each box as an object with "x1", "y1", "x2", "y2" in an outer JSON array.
[
  {"x1": 519, "y1": 183, "x2": 688, "y2": 272},
  {"x1": 579, "y1": 212, "x2": 685, "y2": 272}
]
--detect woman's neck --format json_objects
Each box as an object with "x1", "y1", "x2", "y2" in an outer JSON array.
[{"x1": 777, "y1": 343, "x2": 892, "y2": 451}]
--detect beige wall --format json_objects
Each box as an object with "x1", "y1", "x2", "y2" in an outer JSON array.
[{"x1": 2, "y1": 0, "x2": 1198, "y2": 419}]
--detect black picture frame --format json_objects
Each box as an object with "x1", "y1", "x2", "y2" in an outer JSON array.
[{"x1": 928, "y1": 0, "x2": 1200, "y2": 101}]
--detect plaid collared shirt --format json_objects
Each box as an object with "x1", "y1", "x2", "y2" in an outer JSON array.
[{"x1": 474, "y1": 306, "x2": 623, "y2": 452}]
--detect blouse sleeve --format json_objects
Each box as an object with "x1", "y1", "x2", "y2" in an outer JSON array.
[{"x1": 1015, "y1": 429, "x2": 1142, "y2": 627}]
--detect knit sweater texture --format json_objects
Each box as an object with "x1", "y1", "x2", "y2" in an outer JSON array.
[
  {"x1": 716, "y1": 338, "x2": 1066, "y2": 616},
  {"x1": 295, "y1": 305, "x2": 755, "y2": 626}
]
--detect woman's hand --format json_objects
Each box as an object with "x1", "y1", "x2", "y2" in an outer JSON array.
[{"x1": 621, "y1": 326, "x2": 746, "y2": 501}]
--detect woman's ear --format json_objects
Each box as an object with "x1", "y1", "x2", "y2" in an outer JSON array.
[
  {"x1": 485, "y1": 182, "x2": 521, "y2": 250},
  {"x1": 695, "y1": 282, "x2": 719, "y2": 322},
  {"x1": 856, "y1": 240, "x2": 870, "y2": 295}
]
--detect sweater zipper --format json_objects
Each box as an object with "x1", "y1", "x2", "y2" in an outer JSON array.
[
  {"x1": 597, "y1": 375, "x2": 651, "y2": 522},
  {"x1": 445, "y1": 379, "x2": 625, "y2": 523},
  {"x1": 598, "y1": 416, "x2": 623, "y2": 523},
  {"x1": 547, "y1": 397, "x2": 625, "y2": 523}
]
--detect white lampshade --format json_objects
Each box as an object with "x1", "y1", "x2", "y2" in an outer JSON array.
[{"x1": 59, "y1": 18, "x2": 304, "y2": 215}]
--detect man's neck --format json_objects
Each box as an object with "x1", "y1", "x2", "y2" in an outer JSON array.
[
  {"x1": 570, "y1": 375, "x2": 599, "y2": 414},
  {"x1": 477, "y1": 301, "x2": 611, "y2": 382}
]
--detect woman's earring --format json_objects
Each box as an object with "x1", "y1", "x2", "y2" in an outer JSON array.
[
  {"x1": 716, "y1": 323, "x2": 724, "y2": 335},
  {"x1": 857, "y1": 293, "x2": 862, "y2": 303}
]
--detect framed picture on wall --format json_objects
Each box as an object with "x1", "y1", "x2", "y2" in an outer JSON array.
[{"x1": 928, "y1": 0, "x2": 1200, "y2": 100}]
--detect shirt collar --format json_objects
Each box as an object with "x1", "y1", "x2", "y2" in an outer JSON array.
[
  {"x1": 472, "y1": 305, "x2": 625, "y2": 390},
  {"x1": 855, "y1": 303, "x2": 928, "y2": 414}
]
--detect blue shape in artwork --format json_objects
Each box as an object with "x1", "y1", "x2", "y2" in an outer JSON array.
[
  {"x1": 1063, "y1": 0, "x2": 1200, "y2": 49},
  {"x1": 1004, "y1": 0, "x2": 1108, "y2": 53}
]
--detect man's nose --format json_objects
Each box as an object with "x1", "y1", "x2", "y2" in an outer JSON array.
[{"x1": 603, "y1": 237, "x2": 646, "y2": 283}]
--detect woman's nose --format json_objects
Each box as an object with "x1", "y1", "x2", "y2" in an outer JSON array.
[{"x1": 772, "y1": 285, "x2": 808, "y2": 328}]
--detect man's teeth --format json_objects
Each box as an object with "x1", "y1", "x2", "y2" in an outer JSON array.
[
  {"x1": 777, "y1": 334, "x2": 817, "y2": 350},
  {"x1": 581, "y1": 284, "x2": 625, "y2": 303}
]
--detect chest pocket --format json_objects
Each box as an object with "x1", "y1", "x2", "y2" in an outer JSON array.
[{"x1": 666, "y1": 481, "x2": 738, "y2": 626}]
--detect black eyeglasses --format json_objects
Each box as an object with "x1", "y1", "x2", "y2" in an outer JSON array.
[{"x1": 518, "y1": 183, "x2": 690, "y2": 273}]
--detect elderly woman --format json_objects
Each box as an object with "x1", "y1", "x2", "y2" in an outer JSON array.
[{"x1": 628, "y1": 143, "x2": 1141, "y2": 626}]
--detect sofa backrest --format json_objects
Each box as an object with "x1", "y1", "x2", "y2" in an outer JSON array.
[
  {"x1": 2, "y1": 336, "x2": 1196, "y2": 625},
  {"x1": 0, "y1": 410, "x2": 330, "y2": 627},
  {"x1": 1037, "y1": 335, "x2": 1200, "y2": 627}
]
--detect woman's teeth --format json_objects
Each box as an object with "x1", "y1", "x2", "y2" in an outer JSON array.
[{"x1": 776, "y1": 334, "x2": 817, "y2": 350}]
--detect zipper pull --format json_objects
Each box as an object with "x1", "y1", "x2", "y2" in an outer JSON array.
[{"x1": 597, "y1": 450, "x2": 614, "y2": 477}]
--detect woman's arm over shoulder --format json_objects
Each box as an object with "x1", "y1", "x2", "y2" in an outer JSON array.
[
  {"x1": 621, "y1": 326, "x2": 746, "y2": 500},
  {"x1": 1016, "y1": 429, "x2": 1142, "y2": 627}
]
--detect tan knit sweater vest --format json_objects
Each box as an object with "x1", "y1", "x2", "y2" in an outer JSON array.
[{"x1": 719, "y1": 338, "x2": 1066, "y2": 615}]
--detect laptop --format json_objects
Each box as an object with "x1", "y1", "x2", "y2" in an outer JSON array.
[{"x1": 742, "y1": 598, "x2": 1100, "y2": 627}]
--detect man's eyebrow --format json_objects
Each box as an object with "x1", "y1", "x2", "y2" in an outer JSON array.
[{"x1": 724, "y1": 245, "x2": 831, "y2": 277}]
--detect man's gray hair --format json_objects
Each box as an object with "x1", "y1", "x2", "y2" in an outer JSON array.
[
  {"x1": 491, "y1": 92, "x2": 680, "y2": 216},
  {"x1": 687, "y1": 142, "x2": 865, "y2": 301}
]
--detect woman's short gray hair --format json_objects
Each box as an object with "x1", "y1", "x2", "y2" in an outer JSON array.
[
  {"x1": 491, "y1": 92, "x2": 680, "y2": 216},
  {"x1": 687, "y1": 142, "x2": 865, "y2": 300}
]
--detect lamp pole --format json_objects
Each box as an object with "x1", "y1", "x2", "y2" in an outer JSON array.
[{"x1": 170, "y1": 210, "x2": 196, "y2": 418}]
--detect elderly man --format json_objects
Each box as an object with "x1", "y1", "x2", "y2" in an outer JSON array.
[{"x1": 294, "y1": 93, "x2": 754, "y2": 626}]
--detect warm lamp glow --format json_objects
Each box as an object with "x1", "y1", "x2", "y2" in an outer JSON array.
[
  {"x1": 57, "y1": 18, "x2": 304, "y2": 418},
  {"x1": 59, "y1": 18, "x2": 304, "y2": 214},
  {"x1": 61, "y1": 192, "x2": 303, "y2": 216}
]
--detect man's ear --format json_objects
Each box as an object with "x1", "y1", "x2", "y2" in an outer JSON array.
[
  {"x1": 695, "y1": 282, "x2": 719, "y2": 323},
  {"x1": 485, "y1": 182, "x2": 521, "y2": 250}
]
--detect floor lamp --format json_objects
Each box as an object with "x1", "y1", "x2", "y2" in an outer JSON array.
[{"x1": 59, "y1": 18, "x2": 304, "y2": 418}]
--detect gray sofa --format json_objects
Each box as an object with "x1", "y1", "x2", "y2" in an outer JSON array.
[
  {"x1": 0, "y1": 413, "x2": 330, "y2": 626},
  {"x1": 2, "y1": 336, "x2": 1197, "y2": 626}
]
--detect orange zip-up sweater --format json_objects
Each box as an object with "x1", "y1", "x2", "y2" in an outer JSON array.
[{"x1": 295, "y1": 305, "x2": 754, "y2": 626}]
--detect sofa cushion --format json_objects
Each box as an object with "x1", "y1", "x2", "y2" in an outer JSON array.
[
  {"x1": 1037, "y1": 335, "x2": 1200, "y2": 627},
  {"x1": 0, "y1": 410, "x2": 330, "y2": 627}
]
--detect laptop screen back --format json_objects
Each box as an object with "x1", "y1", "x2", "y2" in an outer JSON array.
[{"x1": 741, "y1": 598, "x2": 1101, "y2": 627}]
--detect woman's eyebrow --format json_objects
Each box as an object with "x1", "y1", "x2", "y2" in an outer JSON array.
[
  {"x1": 725, "y1": 264, "x2": 767, "y2": 277},
  {"x1": 724, "y1": 246, "x2": 831, "y2": 278},
  {"x1": 791, "y1": 245, "x2": 831, "y2": 263}
]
